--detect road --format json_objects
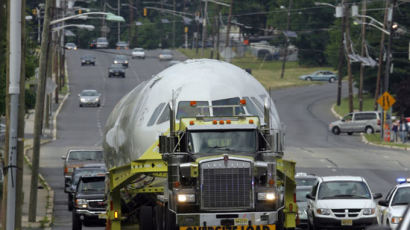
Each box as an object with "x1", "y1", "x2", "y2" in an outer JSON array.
[{"x1": 39, "y1": 49, "x2": 409, "y2": 229}]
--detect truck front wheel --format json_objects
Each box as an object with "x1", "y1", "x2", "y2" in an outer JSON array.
[{"x1": 72, "y1": 212, "x2": 82, "y2": 230}]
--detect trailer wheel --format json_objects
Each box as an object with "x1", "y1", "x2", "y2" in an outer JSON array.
[
  {"x1": 140, "y1": 205, "x2": 154, "y2": 230},
  {"x1": 72, "y1": 212, "x2": 82, "y2": 230}
]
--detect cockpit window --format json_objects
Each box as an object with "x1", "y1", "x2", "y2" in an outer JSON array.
[
  {"x1": 212, "y1": 97, "x2": 245, "y2": 116},
  {"x1": 177, "y1": 101, "x2": 210, "y2": 119},
  {"x1": 188, "y1": 130, "x2": 257, "y2": 154},
  {"x1": 243, "y1": 97, "x2": 262, "y2": 117},
  {"x1": 147, "y1": 103, "x2": 165, "y2": 126}
]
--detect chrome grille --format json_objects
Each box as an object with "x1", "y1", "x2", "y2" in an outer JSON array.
[
  {"x1": 331, "y1": 209, "x2": 362, "y2": 218},
  {"x1": 87, "y1": 200, "x2": 106, "y2": 210},
  {"x1": 200, "y1": 159, "x2": 253, "y2": 210}
]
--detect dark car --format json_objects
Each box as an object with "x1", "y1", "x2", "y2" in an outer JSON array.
[
  {"x1": 89, "y1": 40, "x2": 97, "y2": 49},
  {"x1": 113, "y1": 55, "x2": 129, "y2": 67},
  {"x1": 72, "y1": 175, "x2": 106, "y2": 230},
  {"x1": 66, "y1": 163, "x2": 106, "y2": 211},
  {"x1": 80, "y1": 56, "x2": 96, "y2": 66},
  {"x1": 108, "y1": 64, "x2": 126, "y2": 78}
]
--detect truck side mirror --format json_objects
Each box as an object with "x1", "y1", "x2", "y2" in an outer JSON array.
[
  {"x1": 378, "y1": 199, "x2": 388, "y2": 206},
  {"x1": 306, "y1": 194, "x2": 315, "y2": 200},
  {"x1": 61, "y1": 155, "x2": 66, "y2": 160}
]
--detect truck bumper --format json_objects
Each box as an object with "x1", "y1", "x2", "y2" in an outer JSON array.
[
  {"x1": 75, "y1": 209, "x2": 106, "y2": 219},
  {"x1": 177, "y1": 211, "x2": 279, "y2": 227}
]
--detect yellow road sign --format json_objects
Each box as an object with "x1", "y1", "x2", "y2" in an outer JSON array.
[{"x1": 377, "y1": 91, "x2": 396, "y2": 111}]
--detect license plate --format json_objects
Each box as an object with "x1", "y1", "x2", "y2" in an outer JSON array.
[
  {"x1": 180, "y1": 225, "x2": 275, "y2": 230},
  {"x1": 341, "y1": 219, "x2": 353, "y2": 226},
  {"x1": 234, "y1": 218, "x2": 248, "y2": 225}
]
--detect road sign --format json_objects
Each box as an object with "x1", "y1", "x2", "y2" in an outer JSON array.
[{"x1": 377, "y1": 91, "x2": 396, "y2": 111}]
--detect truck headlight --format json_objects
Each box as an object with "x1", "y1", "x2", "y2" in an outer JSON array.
[
  {"x1": 76, "y1": 199, "x2": 88, "y2": 208},
  {"x1": 177, "y1": 194, "x2": 195, "y2": 203},
  {"x1": 316, "y1": 208, "x2": 331, "y2": 215},
  {"x1": 363, "y1": 208, "x2": 375, "y2": 215},
  {"x1": 391, "y1": 216, "x2": 403, "y2": 224},
  {"x1": 114, "y1": 60, "x2": 118, "y2": 64},
  {"x1": 258, "y1": 192, "x2": 275, "y2": 201}
]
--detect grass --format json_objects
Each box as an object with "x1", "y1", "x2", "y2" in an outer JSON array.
[
  {"x1": 333, "y1": 94, "x2": 376, "y2": 117},
  {"x1": 177, "y1": 48, "x2": 336, "y2": 89},
  {"x1": 364, "y1": 133, "x2": 410, "y2": 148}
]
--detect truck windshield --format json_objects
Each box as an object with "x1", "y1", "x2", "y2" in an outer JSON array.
[
  {"x1": 188, "y1": 130, "x2": 257, "y2": 154},
  {"x1": 78, "y1": 180, "x2": 105, "y2": 193}
]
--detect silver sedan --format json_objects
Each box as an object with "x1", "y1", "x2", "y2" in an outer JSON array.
[{"x1": 78, "y1": 89, "x2": 101, "y2": 107}]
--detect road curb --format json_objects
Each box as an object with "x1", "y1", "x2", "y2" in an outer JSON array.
[{"x1": 331, "y1": 103, "x2": 410, "y2": 151}]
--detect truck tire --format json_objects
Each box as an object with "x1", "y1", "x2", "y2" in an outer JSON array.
[
  {"x1": 140, "y1": 205, "x2": 154, "y2": 230},
  {"x1": 72, "y1": 212, "x2": 82, "y2": 230}
]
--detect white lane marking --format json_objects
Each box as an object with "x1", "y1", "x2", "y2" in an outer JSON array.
[{"x1": 383, "y1": 155, "x2": 390, "y2": 159}]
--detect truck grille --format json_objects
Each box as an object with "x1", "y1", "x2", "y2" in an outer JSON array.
[
  {"x1": 200, "y1": 159, "x2": 253, "y2": 210},
  {"x1": 88, "y1": 200, "x2": 106, "y2": 210},
  {"x1": 332, "y1": 209, "x2": 361, "y2": 218}
]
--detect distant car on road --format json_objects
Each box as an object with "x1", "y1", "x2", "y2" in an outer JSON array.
[
  {"x1": 329, "y1": 111, "x2": 384, "y2": 135},
  {"x1": 158, "y1": 49, "x2": 173, "y2": 61},
  {"x1": 108, "y1": 64, "x2": 126, "y2": 78},
  {"x1": 80, "y1": 56, "x2": 95, "y2": 66},
  {"x1": 297, "y1": 185, "x2": 313, "y2": 228},
  {"x1": 62, "y1": 149, "x2": 104, "y2": 194},
  {"x1": 131, "y1": 48, "x2": 145, "y2": 59},
  {"x1": 296, "y1": 172, "x2": 318, "y2": 187},
  {"x1": 306, "y1": 176, "x2": 381, "y2": 230},
  {"x1": 78, "y1": 89, "x2": 101, "y2": 107},
  {"x1": 113, "y1": 55, "x2": 129, "y2": 67},
  {"x1": 65, "y1": 42, "x2": 77, "y2": 50},
  {"x1": 299, "y1": 70, "x2": 337, "y2": 83},
  {"x1": 115, "y1": 41, "x2": 129, "y2": 50},
  {"x1": 96, "y1": 37, "x2": 109, "y2": 48}
]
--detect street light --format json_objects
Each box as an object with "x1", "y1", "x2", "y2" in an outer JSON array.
[
  {"x1": 50, "y1": 12, "x2": 125, "y2": 25},
  {"x1": 52, "y1": 24, "x2": 95, "y2": 32}
]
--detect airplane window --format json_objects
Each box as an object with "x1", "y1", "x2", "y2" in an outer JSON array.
[
  {"x1": 147, "y1": 103, "x2": 165, "y2": 126},
  {"x1": 212, "y1": 97, "x2": 245, "y2": 116},
  {"x1": 177, "y1": 101, "x2": 210, "y2": 119}
]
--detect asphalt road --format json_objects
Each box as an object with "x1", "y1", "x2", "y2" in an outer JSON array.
[{"x1": 39, "y1": 49, "x2": 409, "y2": 229}]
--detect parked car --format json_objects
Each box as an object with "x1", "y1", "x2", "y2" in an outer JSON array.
[
  {"x1": 131, "y1": 48, "x2": 145, "y2": 59},
  {"x1": 115, "y1": 41, "x2": 129, "y2": 50},
  {"x1": 306, "y1": 176, "x2": 382, "y2": 230},
  {"x1": 299, "y1": 71, "x2": 337, "y2": 83},
  {"x1": 158, "y1": 49, "x2": 173, "y2": 61},
  {"x1": 113, "y1": 55, "x2": 129, "y2": 67},
  {"x1": 297, "y1": 185, "x2": 313, "y2": 228},
  {"x1": 66, "y1": 163, "x2": 106, "y2": 211},
  {"x1": 96, "y1": 37, "x2": 109, "y2": 48},
  {"x1": 65, "y1": 42, "x2": 77, "y2": 50},
  {"x1": 72, "y1": 175, "x2": 106, "y2": 229},
  {"x1": 108, "y1": 64, "x2": 126, "y2": 78},
  {"x1": 78, "y1": 89, "x2": 101, "y2": 107},
  {"x1": 329, "y1": 111, "x2": 385, "y2": 135},
  {"x1": 80, "y1": 56, "x2": 96, "y2": 66},
  {"x1": 62, "y1": 149, "x2": 104, "y2": 194},
  {"x1": 89, "y1": 40, "x2": 97, "y2": 49},
  {"x1": 296, "y1": 172, "x2": 318, "y2": 187}
]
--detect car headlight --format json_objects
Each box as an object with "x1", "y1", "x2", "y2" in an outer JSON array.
[
  {"x1": 124, "y1": 61, "x2": 128, "y2": 64},
  {"x1": 257, "y1": 192, "x2": 276, "y2": 201},
  {"x1": 109, "y1": 70, "x2": 114, "y2": 73},
  {"x1": 76, "y1": 199, "x2": 88, "y2": 208},
  {"x1": 114, "y1": 61, "x2": 118, "y2": 64},
  {"x1": 316, "y1": 208, "x2": 331, "y2": 215},
  {"x1": 81, "y1": 60, "x2": 85, "y2": 62},
  {"x1": 391, "y1": 216, "x2": 403, "y2": 224},
  {"x1": 177, "y1": 194, "x2": 195, "y2": 203},
  {"x1": 363, "y1": 208, "x2": 375, "y2": 215},
  {"x1": 80, "y1": 98, "x2": 86, "y2": 102}
]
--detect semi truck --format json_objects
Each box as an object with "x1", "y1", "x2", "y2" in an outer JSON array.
[{"x1": 102, "y1": 59, "x2": 297, "y2": 230}]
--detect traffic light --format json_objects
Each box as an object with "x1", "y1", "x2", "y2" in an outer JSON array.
[
  {"x1": 184, "y1": 26, "x2": 188, "y2": 33},
  {"x1": 143, "y1": 8, "x2": 147, "y2": 16}
]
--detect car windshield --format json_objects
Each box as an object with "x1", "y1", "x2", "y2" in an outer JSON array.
[
  {"x1": 66, "y1": 43, "x2": 75, "y2": 46},
  {"x1": 110, "y1": 64, "x2": 124, "y2": 69},
  {"x1": 115, "y1": 55, "x2": 127, "y2": 60},
  {"x1": 392, "y1": 187, "x2": 410, "y2": 206},
  {"x1": 318, "y1": 181, "x2": 371, "y2": 199},
  {"x1": 68, "y1": 150, "x2": 103, "y2": 161},
  {"x1": 78, "y1": 180, "x2": 105, "y2": 193},
  {"x1": 134, "y1": 48, "x2": 143, "y2": 51},
  {"x1": 296, "y1": 188, "x2": 312, "y2": 202},
  {"x1": 73, "y1": 169, "x2": 105, "y2": 185},
  {"x1": 82, "y1": 56, "x2": 94, "y2": 59},
  {"x1": 296, "y1": 177, "x2": 317, "y2": 186},
  {"x1": 161, "y1": 50, "x2": 171, "y2": 54},
  {"x1": 188, "y1": 130, "x2": 257, "y2": 154},
  {"x1": 80, "y1": 91, "x2": 98, "y2": 96},
  {"x1": 97, "y1": 37, "x2": 107, "y2": 42}
]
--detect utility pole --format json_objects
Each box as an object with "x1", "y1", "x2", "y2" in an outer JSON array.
[
  {"x1": 117, "y1": 0, "x2": 121, "y2": 43},
  {"x1": 201, "y1": 0, "x2": 208, "y2": 56},
  {"x1": 29, "y1": 0, "x2": 53, "y2": 222},
  {"x1": 280, "y1": 0, "x2": 292, "y2": 79},
  {"x1": 373, "y1": 0, "x2": 389, "y2": 111},
  {"x1": 5, "y1": 0, "x2": 22, "y2": 229},
  {"x1": 336, "y1": 0, "x2": 346, "y2": 106},
  {"x1": 216, "y1": 8, "x2": 221, "y2": 60},
  {"x1": 358, "y1": 0, "x2": 367, "y2": 111},
  {"x1": 383, "y1": 0, "x2": 396, "y2": 94},
  {"x1": 225, "y1": 0, "x2": 233, "y2": 48},
  {"x1": 172, "y1": 0, "x2": 176, "y2": 48},
  {"x1": 345, "y1": 7, "x2": 354, "y2": 113}
]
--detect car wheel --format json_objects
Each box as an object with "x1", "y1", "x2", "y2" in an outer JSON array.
[
  {"x1": 347, "y1": 132, "x2": 353, "y2": 135},
  {"x1": 309, "y1": 217, "x2": 319, "y2": 230},
  {"x1": 72, "y1": 212, "x2": 82, "y2": 230},
  {"x1": 306, "y1": 77, "x2": 312, "y2": 81},
  {"x1": 108, "y1": 74, "x2": 111, "y2": 78},
  {"x1": 365, "y1": 126, "x2": 374, "y2": 134},
  {"x1": 332, "y1": 126, "x2": 341, "y2": 135},
  {"x1": 97, "y1": 103, "x2": 100, "y2": 107},
  {"x1": 329, "y1": 77, "x2": 335, "y2": 83},
  {"x1": 79, "y1": 104, "x2": 82, "y2": 107}
]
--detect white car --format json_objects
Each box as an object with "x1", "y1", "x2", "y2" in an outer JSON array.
[
  {"x1": 377, "y1": 178, "x2": 410, "y2": 230},
  {"x1": 306, "y1": 176, "x2": 381, "y2": 229},
  {"x1": 158, "y1": 49, "x2": 173, "y2": 61},
  {"x1": 132, "y1": 48, "x2": 145, "y2": 59}
]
